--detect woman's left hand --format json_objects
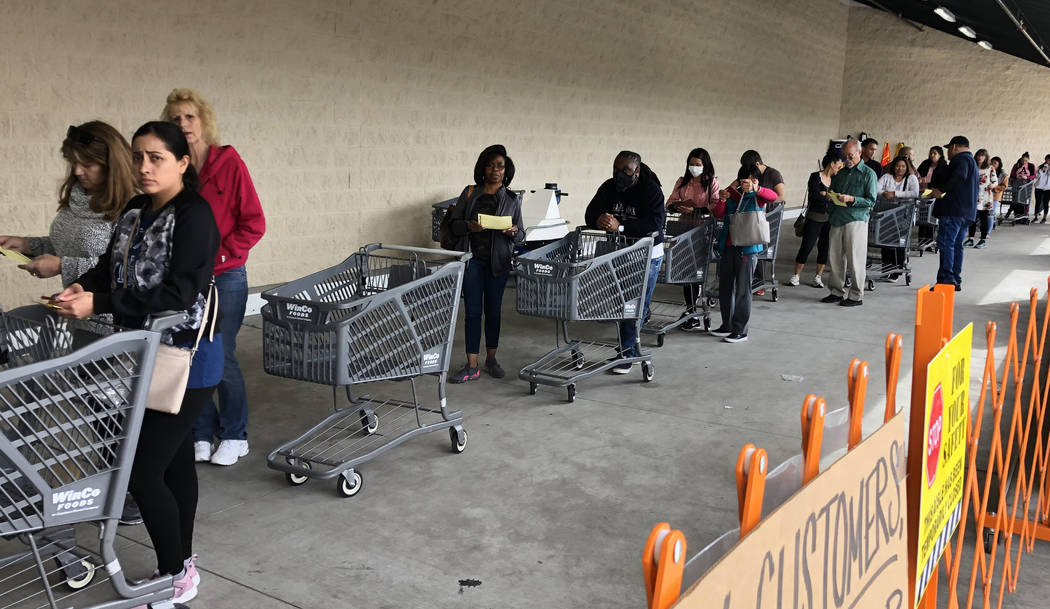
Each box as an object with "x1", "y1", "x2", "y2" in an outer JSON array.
[
  {"x1": 502, "y1": 226, "x2": 518, "y2": 237},
  {"x1": 53, "y1": 291, "x2": 94, "y2": 320},
  {"x1": 18, "y1": 254, "x2": 62, "y2": 279}
]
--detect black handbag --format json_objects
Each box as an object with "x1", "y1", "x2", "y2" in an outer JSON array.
[{"x1": 439, "y1": 185, "x2": 474, "y2": 250}]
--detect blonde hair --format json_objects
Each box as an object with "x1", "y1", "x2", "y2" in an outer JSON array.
[
  {"x1": 160, "y1": 88, "x2": 220, "y2": 146},
  {"x1": 60, "y1": 121, "x2": 135, "y2": 221}
]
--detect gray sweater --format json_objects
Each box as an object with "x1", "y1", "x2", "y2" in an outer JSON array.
[{"x1": 28, "y1": 184, "x2": 115, "y2": 287}]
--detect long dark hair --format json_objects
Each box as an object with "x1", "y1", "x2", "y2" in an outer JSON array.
[
  {"x1": 681, "y1": 148, "x2": 714, "y2": 189},
  {"x1": 928, "y1": 146, "x2": 944, "y2": 165},
  {"x1": 991, "y1": 156, "x2": 1005, "y2": 179},
  {"x1": 131, "y1": 121, "x2": 199, "y2": 191},
  {"x1": 473, "y1": 144, "x2": 515, "y2": 187},
  {"x1": 974, "y1": 148, "x2": 990, "y2": 170}
]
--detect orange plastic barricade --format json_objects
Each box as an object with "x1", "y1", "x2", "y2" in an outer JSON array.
[
  {"x1": 800, "y1": 395, "x2": 825, "y2": 484},
  {"x1": 734, "y1": 444, "x2": 766, "y2": 536},
  {"x1": 886, "y1": 333, "x2": 903, "y2": 422},
  {"x1": 847, "y1": 358, "x2": 868, "y2": 449}
]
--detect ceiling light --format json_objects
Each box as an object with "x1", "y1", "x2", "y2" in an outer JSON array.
[
  {"x1": 977, "y1": 40, "x2": 994, "y2": 50},
  {"x1": 958, "y1": 26, "x2": 976, "y2": 38},
  {"x1": 934, "y1": 6, "x2": 956, "y2": 22}
]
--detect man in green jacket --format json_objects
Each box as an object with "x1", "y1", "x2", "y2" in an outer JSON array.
[{"x1": 821, "y1": 139, "x2": 878, "y2": 307}]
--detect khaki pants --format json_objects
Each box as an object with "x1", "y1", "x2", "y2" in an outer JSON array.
[{"x1": 828, "y1": 221, "x2": 868, "y2": 301}]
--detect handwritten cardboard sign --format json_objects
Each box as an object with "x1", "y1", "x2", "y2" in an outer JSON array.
[{"x1": 674, "y1": 412, "x2": 909, "y2": 609}]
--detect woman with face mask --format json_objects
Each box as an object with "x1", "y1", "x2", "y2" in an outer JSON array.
[{"x1": 665, "y1": 148, "x2": 719, "y2": 330}]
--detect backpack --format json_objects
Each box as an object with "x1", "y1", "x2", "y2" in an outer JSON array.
[{"x1": 439, "y1": 185, "x2": 474, "y2": 250}]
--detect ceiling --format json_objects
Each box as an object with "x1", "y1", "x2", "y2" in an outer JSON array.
[{"x1": 857, "y1": 0, "x2": 1050, "y2": 69}]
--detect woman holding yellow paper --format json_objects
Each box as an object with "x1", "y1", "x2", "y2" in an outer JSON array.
[
  {"x1": 1, "y1": 122, "x2": 134, "y2": 286},
  {"x1": 447, "y1": 144, "x2": 525, "y2": 383}
]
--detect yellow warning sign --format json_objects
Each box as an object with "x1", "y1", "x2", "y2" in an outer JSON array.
[{"x1": 914, "y1": 323, "x2": 971, "y2": 605}]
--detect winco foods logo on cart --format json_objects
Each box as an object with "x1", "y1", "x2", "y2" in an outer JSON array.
[
  {"x1": 533, "y1": 263, "x2": 554, "y2": 276},
  {"x1": 420, "y1": 348, "x2": 442, "y2": 372},
  {"x1": 285, "y1": 303, "x2": 314, "y2": 321},
  {"x1": 51, "y1": 486, "x2": 103, "y2": 516}
]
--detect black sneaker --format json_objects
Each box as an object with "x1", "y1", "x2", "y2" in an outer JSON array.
[
  {"x1": 708, "y1": 326, "x2": 731, "y2": 338},
  {"x1": 449, "y1": 365, "x2": 481, "y2": 383},
  {"x1": 484, "y1": 358, "x2": 505, "y2": 379},
  {"x1": 963, "y1": 238, "x2": 974, "y2": 247},
  {"x1": 839, "y1": 298, "x2": 863, "y2": 307},
  {"x1": 975, "y1": 240, "x2": 987, "y2": 249},
  {"x1": 821, "y1": 294, "x2": 843, "y2": 303},
  {"x1": 955, "y1": 284, "x2": 962, "y2": 292},
  {"x1": 723, "y1": 333, "x2": 748, "y2": 343},
  {"x1": 119, "y1": 496, "x2": 143, "y2": 526},
  {"x1": 681, "y1": 317, "x2": 702, "y2": 331}
]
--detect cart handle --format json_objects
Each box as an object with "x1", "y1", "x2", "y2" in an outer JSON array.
[
  {"x1": 142, "y1": 311, "x2": 190, "y2": 332},
  {"x1": 361, "y1": 243, "x2": 472, "y2": 262}
]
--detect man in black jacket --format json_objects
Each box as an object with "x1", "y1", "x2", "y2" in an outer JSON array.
[
  {"x1": 929, "y1": 135, "x2": 978, "y2": 290},
  {"x1": 585, "y1": 150, "x2": 665, "y2": 374}
]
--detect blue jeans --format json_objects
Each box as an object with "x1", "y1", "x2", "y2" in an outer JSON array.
[
  {"x1": 619, "y1": 256, "x2": 663, "y2": 355},
  {"x1": 936, "y1": 216, "x2": 968, "y2": 286},
  {"x1": 463, "y1": 258, "x2": 509, "y2": 355},
  {"x1": 193, "y1": 266, "x2": 249, "y2": 442}
]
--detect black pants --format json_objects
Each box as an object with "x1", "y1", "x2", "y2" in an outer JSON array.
[
  {"x1": 682, "y1": 285, "x2": 700, "y2": 311},
  {"x1": 718, "y1": 247, "x2": 756, "y2": 335},
  {"x1": 880, "y1": 247, "x2": 906, "y2": 270},
  {"x1": 1036, "y1": 189, "x2": 1050, "y2": 218},
  {"x1": 968, "y1": 210, "x2": 991, "y2": 240},
  {"x1": 128, "y1": 386, "x2": 215, "y2": 576},
  {"x1": 794, "y1": 219, "x2": 830, "y2": 266}
]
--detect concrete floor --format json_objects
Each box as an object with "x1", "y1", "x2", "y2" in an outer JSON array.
[{"x1": 7, "y1": 219, "x2": 1050, "y2": 608}]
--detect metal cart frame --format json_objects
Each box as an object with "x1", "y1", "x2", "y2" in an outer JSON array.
[
  {"x1": 864, "y1": 197, "x2": 915, "y2": 290},
  {"x1": 707, "y1": 201, "x2": 785, "y2": 309},
  {"x1": 262, "y1": 244, "x2": 470, "y2": 498},
  {"x1": 515, "y1": 228, "x2": 654, "y2": 402},
  {"x1": 998, "y1": 181, "x2": 1036, "y2": 225},
  {"x1": 641, "y1": 213, "x2": 716, "y2": 346},
  {"x1": 0, "y1": 308, "x2": 185, "y2": 609}
]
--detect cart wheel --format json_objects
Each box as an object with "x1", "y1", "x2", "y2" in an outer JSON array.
[
  {"x1": 641, "y1": 361, "x2": 655, "y2": 382},
  {"x1": 706, "y1": 296, "x2": 717, "y2": 309},
  {"x1": 529, "y1": 382, "x2": 537, "y2": 395},
  {"x1": 337, "y1": 471, "x2": 364, "y2": 498},
  {"x1": 572, "y1": 350, "x2": 585, "y2": 370},
  {"x1": 905, "y1": 273, "x2": 912, "y2": 286},
  {"x1": 917, "y1": 249, "x2": 923, "y2": 257},
  {"x1": 656, "y1": 334, "x2": 665, "y2": 348},
  {"x1": 567, "y1": 384, "x2": 576, "y2": 403},
  {"x1": 845, "y1": 277, "x2": 853, "y2": 289},
  {"x1": 63, "y1": 559, "x2": 95, "y2": 590},
  {"x1": 285, "y1": 458, "x2": 311, "y2": 486},
  {"x1": 866, "y1": 279, "x2": 876, "y2": 292},
  {"x1": 771, "y1": 287, "x2": 779, "y2": 302},
  {"x1": 983, "y1": 528, "x2": 996, "y2": 554},
  {"x1": 449, "y1": 427, "x2": 467, "y2": 453},
  {"x1": 703, "y1": 315, "x2": 711, "y2": 331},
  {"x1": 360, "y1": 410, "x2": 378, "y2": 435}
]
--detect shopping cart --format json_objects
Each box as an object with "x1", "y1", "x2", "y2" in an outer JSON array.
[
  {"x1": 864, "y1": 197, "x2": 915, "y2": 290},
  {"x1": 706, "y1": 201, "x2": 785, "y2": 309},
  {"x1": 0, "y1": 308, "x2": 187, "y2": 609},
  {"x1": 262, "y1": 244, "x2": 469, "y2": 498},
  {"x1": 999, "y1": 181, "x2": 1036, "y2": 225},
  {"x1": 515, "y1": 228, "x2": 654, "y2": 402},
  {"x1": 912, "y1": 196, "x2": 937, "y2": 255},
  {"x1": 641, "y1": 213, "x2": 716, "y2": 346}
]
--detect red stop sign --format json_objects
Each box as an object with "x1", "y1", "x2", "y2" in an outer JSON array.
[{"x1": 926, "y1": 383, "x2": 943, "y2": 488}]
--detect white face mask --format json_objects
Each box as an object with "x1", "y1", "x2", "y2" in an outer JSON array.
[{"x1": 688, "y1": 165, "x2": 703, "y2": 177}]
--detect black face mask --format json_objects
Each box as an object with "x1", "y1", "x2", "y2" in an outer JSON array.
[{"x1": 613, "y1": 171, "x2": 636, "y2": 192}]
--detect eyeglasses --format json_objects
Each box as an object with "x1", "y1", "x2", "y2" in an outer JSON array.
[{"x1": 66, "y1": 125, "x2": 107, "y2": 150}]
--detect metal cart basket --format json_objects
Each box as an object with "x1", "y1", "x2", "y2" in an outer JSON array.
[
  {"x1": 911, "y1": 196, "x2": 937, "y2": 255},
  {"x1": 515, "y1": 228, "x2": 654, "y2": 402},
  {"x1": 0, "y1": 308, "x2": 185, "y2": 609},
  {"x1": 707, "y1": 201, "x2": 785, "y2": 309},
  {"x1": 864, "y1": 197, "x2": 915, "y2": 290},
  {"x1": 999, "y1": 181, "x2": 1036, "y2": 225},
  {"x1": 641, "y1": 213, "x2": 716, "y2": 346},
  {"x1": 262, "y1": 244, "x2": 469, "y2": 498}
]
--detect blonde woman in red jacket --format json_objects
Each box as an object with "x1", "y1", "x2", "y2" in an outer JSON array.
[{"x1": 163, "y1": 88, "x2": 266, "y2": 467}]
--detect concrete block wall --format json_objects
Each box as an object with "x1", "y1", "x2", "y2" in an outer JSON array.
[
  {"x1": 0, "y1": 0, "x2": 850, "y2": 308},
  {"x1": 840, "y1": 6, "x2": 1050, "y2": 168}
]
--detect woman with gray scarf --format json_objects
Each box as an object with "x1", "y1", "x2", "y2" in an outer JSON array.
[{"x1": 1, "y1": 121, "x2": 135, "y2": 286}]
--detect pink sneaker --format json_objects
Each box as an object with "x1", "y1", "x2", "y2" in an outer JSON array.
[
  {"x1": 184, "y1": 554, "x2": 201, "y2": 586},
  {"x1": 171, "y1": 567, "x2": 198, "y2": 604}
]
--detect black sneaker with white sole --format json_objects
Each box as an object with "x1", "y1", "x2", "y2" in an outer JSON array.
[
  {"x1": 723, "y1": 333, "x2": 748, "y2": 343},
  {"x1": 708, "y1": 326, "x2": 731, "y2": 338}
]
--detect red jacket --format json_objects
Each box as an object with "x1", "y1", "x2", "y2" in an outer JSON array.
[{"x1": 198, "y1": 145, "x2": 265, "y2": 275}]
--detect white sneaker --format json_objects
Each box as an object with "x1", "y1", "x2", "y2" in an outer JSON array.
[
  {"x1": 788, "y1": 274, "x2": 800, "y2": 286},
  {"x1": 193, "y1": 441, "x2": 213, "y2": 463},
  {"x1": 210, "y1": 440, "x2": 249, "y2": 466},
  {"x1": 813, "y1": 275, "x2": 824, "y2": 288}
]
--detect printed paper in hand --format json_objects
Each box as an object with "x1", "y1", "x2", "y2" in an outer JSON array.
[
  {"x1": 828, "y1": 191, "x2": 848, "y2": 207},
  {"x1": 0, "y1": 247, "x2": 31, "y2": 264},
  {"x1": 478, "y1": 214, "x2": 512, "y2": 230}
]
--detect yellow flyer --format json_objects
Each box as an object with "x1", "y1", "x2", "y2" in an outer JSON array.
[
  {"x1": 1, "y1": 247, "x2": 31, "y2": 264},
  {"x1": 477, "y1": 214, "x2": 512, "y2": 230},
  {"x1": 914, "y1": 323, "x2": 971, "y2": 606}
]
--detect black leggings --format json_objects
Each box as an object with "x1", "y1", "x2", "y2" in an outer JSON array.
[
  {"x1": 1036, "y1": 189, "x2": 1050, "y2": 217},
  {"x1": 128, "y1": 386, "x2": 215, "y2": 576},
  {"x1": 794, "y1": 219, "x2": 830, "y2": 266},
  {"x1": 968, "y1": 209, "x2": 991, "y2": 240},
  {"x1": 682, "y1": 285, "x2": 700, "y2": 311}
]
